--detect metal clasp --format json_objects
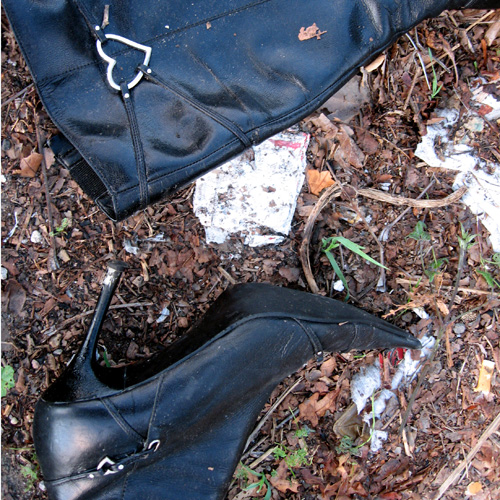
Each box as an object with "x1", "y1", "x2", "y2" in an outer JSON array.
[
  {"x1": 97, "y1": 456, "x2": 123, "y2": 475},
  {"x1": 96, "y1": 34, "x2": 152, "y2": 91},
  {"x1": 148, "y1": 439, "x2": 160, "y2": 452}
]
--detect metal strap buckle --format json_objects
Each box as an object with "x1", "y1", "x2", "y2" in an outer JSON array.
[
  {"x1": 96, "y1": 34, "x2": 152, "y2": 91},
  {"x1": 148, "y1": 439, "x2": 160, "y2": 452},
  {"x1": 97, "y1": 456, "x2": 123, "y2": 475}
]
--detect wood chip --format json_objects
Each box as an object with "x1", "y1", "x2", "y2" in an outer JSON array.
[{"x1": 474, "y1": 359, "x2": 495, "y2": 394}]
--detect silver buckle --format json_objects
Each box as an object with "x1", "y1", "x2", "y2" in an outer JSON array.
[
  {"x1": 96, "y1": 34, "x2": 152, "y2": 91},
  {"x1": 97, "y1": 456, "x2": 119, "y2": 475},
  {"x1": 148, "y1": 439, "x2": 160, "y2": 452}
]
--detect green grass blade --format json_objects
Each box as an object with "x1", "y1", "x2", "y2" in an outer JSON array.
[
  {"x1": 335, "y1": 236, "x2": 388, "y2": 269},
  {"x1": 324, "y1": 250, "x2": 350, "y2": 300}
]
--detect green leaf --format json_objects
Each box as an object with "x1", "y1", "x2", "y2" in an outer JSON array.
[
  {"x1": 477, "y1": 270, "x2": 500, "y2": 289},
  {"x1": 407, "y1": 221, "x2": 431, "y2": 241},
  {"x1": 1, "y1": 365, "x2": 15, "y2": 397},
  {"x1": 334, "y1": 236, "x2": 388, "y2": 269},
  {"x1": 324, "y1": 250, "x2": 350, "y2": 301},
  {"x1": 322, "y1": 237, "x2": 340, "y2": 253}
]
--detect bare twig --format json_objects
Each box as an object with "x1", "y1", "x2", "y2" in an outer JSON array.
[
  {"x1": 379, "y1": 181, "x2": 436, "y2": 242},
  {"x1": 244, "y1": 377, "x2": 303, "y2": 451},
  {"x1": 300, "y1": 184, "x2": 467, "y2": 294},
  {"x1": 35, "y1": 114, "x2": 59, "y2": 272},
  {"x1": 396, "y1": 278, "x2": 495, "y2": 296},
  {"x1": 42, "y1": 302, "x2": 154, "y2": 336},
  {"x1": 1, "y1": 83, "x2": 34, "y2": 108},
  {"x1": 217, "y1": 266, "x2": 237, "y2": 285},
  {"x1": 406, "y1": 33, "x2": 430, "y2": 90},
  {"x1": 299, "y1": 185, "x2": 341, "y2": 293},
  {"x1": 357, "y1": 185, "x2": 467, "y2": 208},
  {"x1": 433, "y1": 411, "x2": 500, "y2": 500}
]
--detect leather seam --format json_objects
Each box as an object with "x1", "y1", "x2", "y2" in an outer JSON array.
[
  {"x1": 120, "y1": 84, "x2": 149, "y2": 208},
  {"x1": 100, "y1": 398, "x2": 145, "y2": 443},
  {"x1": 145, "y1": 376, "x2": 165, "y2": 443}
]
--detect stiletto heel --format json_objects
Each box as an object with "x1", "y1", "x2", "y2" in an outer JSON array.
[{"x1": 42, "y1": 261, "x2": 128, "y2": 403}]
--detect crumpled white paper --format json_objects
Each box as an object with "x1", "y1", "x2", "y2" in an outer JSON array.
[{"x1": 193, "y1": 128, "x2": 310, "y2": 247}]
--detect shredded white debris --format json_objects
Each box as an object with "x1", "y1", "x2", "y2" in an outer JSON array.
[
  {"x1": 156, "y1": 306, "x2": 170, "y2": 324},
  {"x1": 412, "y1": 307, "x2": 430, "y2": 320},
  {"x1": 351, "y1": 362, "x2": 381, "y2": 414},
  {"x1": 351, "y1": 336, "x2": 435, "y2": 453},
  {"x1": 369, "y1": 430, "x2": 389, "y2": 453},
  {"x1": 333, "y1": 279, "x2": 345, "y2": 292},
  {"x1": 123, "y1": 238, "x2": 139, "y2": 255},
  {"x1": 30, "y1": 230, "x2": 43, "y2": 244},
  {"x1": 391, "y1": 335, "x2": 435, "y2": 390},
  {"x1": 193, "y1": 128, "x2": 310, "y2": 247},
  {"x1": 415, "y1": 84, "x2": 500, "y2": 251}
]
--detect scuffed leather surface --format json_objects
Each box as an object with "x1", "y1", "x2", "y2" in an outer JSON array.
[
  {"x1": 34, "y1": 283, "x2": 421, "y2": 500},
  {"x1": 4, "y1": 0, "x2": 496, "y2": 220}
]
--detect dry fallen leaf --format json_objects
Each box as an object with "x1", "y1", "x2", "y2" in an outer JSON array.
[
  {"x1": 466, "y1": 481, "x2": 483, "y2": 496},
  {"x1": 333, "y1": 125, "x2": 365, "y2": 169},
  {"x1": 323, "y1": 75, "x2": 371, "y2": 123},
  {"x1": 306, "y1": 169, "x2": 335, "y2": 196},
  {"x1": 299, "y1": 390, "x2": 337, "y2": 426},
  {"x1": 298, "y1": 23, "x2": 327, "y2": 41},
  {"x1": 19, "y1": 152, "x2": 42, "y2": 177},
  {"x1": 269, "y1": 460, "x2": 300, "y2": 493},
  {"x1": 436, "y1": 298, "x2": 449, "y2": 316},
  {"x1": 6, "y1": 280, "x2": 26, "y2": 316},
  {"x1": 364, "y1": 53, "x2": 386, "y2": 73},
  {"x1": 333, "y1": 403, "x2": 363, "y2": 440}
]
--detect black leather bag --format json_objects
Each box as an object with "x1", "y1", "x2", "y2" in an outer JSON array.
[
  {"x1": 4, "y1": 0, "x2": 495, "y2": 221},
  {"x1": 34, "y1": 262, "x2": 421, "y2": 500}
]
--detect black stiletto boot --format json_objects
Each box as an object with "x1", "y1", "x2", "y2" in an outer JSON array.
[{"x1": 34, "y1": 262, "x2": 421, "y2": 500}]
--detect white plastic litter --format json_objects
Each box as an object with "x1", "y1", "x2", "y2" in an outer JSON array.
[
  {"x1": 369, "y1": 430, "x2": 389, "y2": 453},
  {"x1": 350, "y1": 335, "x2": 435, "y2": 452},
  {"x1": 351, "y1": 362, "x2": 381, "y2": 414},
  {"x1": 31, "y1": 230, "x2": 43, "y2": 244},
  {"x1": 390, "y1": 335, "x2": 435, "y2": 390},
  {"x1": 333, "y1": 279, "x2": 345, "y2": 292},
  {"x1": 156, "y1": 306, "x2": 170, "y2": 324},
  {"x1": 415, "y1": 85, "x2": 500, "y2": 251},
  {"x1": 193, "y1": 128, "x2": 310, "y2": 247},
  {"x1": 123, "y1": 238, "x2": 139, "y2": 255}
]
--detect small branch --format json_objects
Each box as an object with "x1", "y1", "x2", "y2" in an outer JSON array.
[
  {"x1": 300, "y1": 184, "x2": 465, "y2": 294},
  {"x1": 217, "y1": 266, "x2": 237, "y2": 285},
  {"x1": 406, "y1": 33, "x2": 431, "y2": 90},
  {"x1": 43, "y1": 302, "x2": 154, "y2": 336},
  {"x1": 396, "y1": 278, "x2": 494, "y2": 296},
  {"x1": 244, "y1": 377, "x2": 303, "y2": 451},
  {"x1": 299, "y1": 185, "x2": 341, "y2": 293},
  {"x1": 433, "y1": 411, "x2": 500, "y2": 500},
  {"x1": 35, "y1": 114, "x2": 59, "y2": 272},
  {"x1": 446, "y1": 239, "x2": 467, "y2": 313},
  {"x1": 357, "y1": 185, "x2": 467, "y2": 208},
  {"x1": 379, "y1": 180, "x2": 435, "y2": 242},
  {"x1": 1, "y1": 83, "x2": 34, "y2": 109}
]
